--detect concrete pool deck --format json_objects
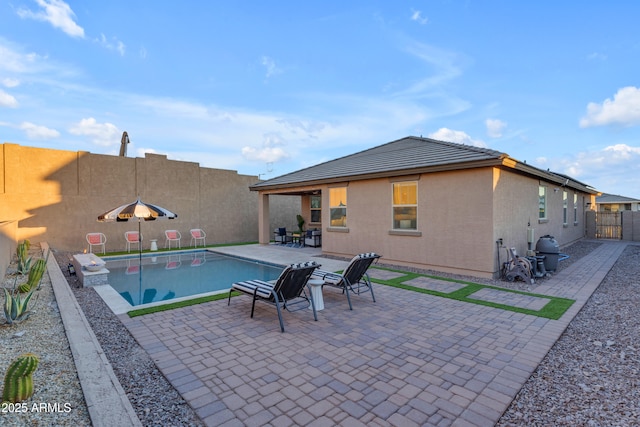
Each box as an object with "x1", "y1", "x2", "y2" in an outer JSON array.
[{"x1": 109, "y1": 240, "x2": 628, "y2": 426}]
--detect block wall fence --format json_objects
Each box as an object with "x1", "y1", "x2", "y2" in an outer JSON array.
[{"x1": 0, "y1": 143, "x2": 299, "y2": 277}]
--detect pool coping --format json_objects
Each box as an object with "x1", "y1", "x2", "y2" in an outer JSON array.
[{"x1": 92, "y1": 248, "x2": 293, "y2": 315}]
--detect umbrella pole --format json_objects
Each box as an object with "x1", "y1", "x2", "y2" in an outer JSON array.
[{"x1": 138, "y1": 218, "x2": 142, "y2": 304}]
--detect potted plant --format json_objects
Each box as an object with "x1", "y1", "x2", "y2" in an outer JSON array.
[{"x1": 296, "y1": 214, "x2": 305, "y2": 235}]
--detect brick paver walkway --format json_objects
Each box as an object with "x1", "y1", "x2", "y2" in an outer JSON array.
[{"x1": 120, "y1": 241, "x2": 627, "y2": 426}]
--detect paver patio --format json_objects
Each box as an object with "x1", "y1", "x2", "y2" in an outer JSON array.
[{"x1": 120, "y1": 241, "x2": 627, "y2": 426}]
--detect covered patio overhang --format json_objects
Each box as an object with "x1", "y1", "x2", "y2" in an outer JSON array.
[{"x1": 252, "y1": 184, "x2": 323, "y2": 245}]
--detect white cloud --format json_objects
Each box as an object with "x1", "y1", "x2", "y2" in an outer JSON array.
[
  {"x1": 135, "y1": 147, "x2": 158, "y2": 157},
  {"x1": 2, "y1": 77, "x2": 20, "y2": 88},
  {"x1": 0, "y1": 40, "x2": 53, "y2": 75},
  {"x1": 537, "y1": 143, "x2": 640, "y2": 197},
  {"x1": 17, "y1": 0, "x2": 84, "y2": 38},
  {"x1": 261, "y1": 56, "x2": 282, "y2": 79},
  {"x1": 587, "y1": 52, "x2": 607, "y2": 61},
  {"x1": 242, "y1": 146, "x2": 289, "y2": 163},
  {"x1": 428, "y1": 128, "x2": 487, "y2": 148},
  {"x1": 19, "y1": 121, "x2": 60, "y2": 139},
  {"x1": 96, "y1": 34, "x2": 126, "y2": 56},
  {"x1": 0, "y1": 90, "x2": 18, "y2": 108},
  {"x1": 580, "y1": 86, "x2": 640, "y2": 128},
  {"x1": 242, "y1": 132, "x2": 291, "y2": 163},
  {"x1": 397, "y1": 41, "x2": 463, "y2": 96},
  {"x1": 69, "y1": 117, "x2": 120, "y2": 146},
  {"x1": 410, "y1": 9, "x2": 429, "y2": 25},
  {"x1": 486, "y1": 118, "x2": 506, "y2": 138}
]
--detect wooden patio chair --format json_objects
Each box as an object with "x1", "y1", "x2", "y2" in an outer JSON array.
[
  {"x1": 311, "y1": 252, "x2": 381, "y2": 310},
  {"x1": 228, "y1": 261, "x2": 320, "y2": 332}
]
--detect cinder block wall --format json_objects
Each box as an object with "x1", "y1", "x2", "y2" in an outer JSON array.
[
  {"x1": 0, "y1": 220, "x2": 17, "y2": 278},
  {"x1": 621, "y1": 211, "x2": 640, "y2": 241},
  {"x1": 0, "y1": 143, "x2": 299, "y2": 262}
]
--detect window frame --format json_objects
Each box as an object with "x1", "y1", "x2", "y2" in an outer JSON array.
[
  {"x1": 392, "y1": 181, "x2": 418, "y2": 230},
  {"x1": 538, "y1": 185, "x2": 547, "y2": 221},
  {"x1": 329, "y1": 187, "x2": 347, "y2": 228},
  {"x1": 310, "y1": 195, "x2": 321, "y2": 224},
  {"x1": 563, "y1": 190, "x2": 568, "y2": 225}
]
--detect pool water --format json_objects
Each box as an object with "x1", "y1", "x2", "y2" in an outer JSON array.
[{"x1": 105, "y1": 250, "x2": 283, "y2": 306}]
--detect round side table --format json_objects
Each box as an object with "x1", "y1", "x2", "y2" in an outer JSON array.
[
  {"x1": 149, "y1": 239, "x2": 158, "y2": 251},
  {"x1": 307, "y1": 279, "x2": 324, "y2": 311}
]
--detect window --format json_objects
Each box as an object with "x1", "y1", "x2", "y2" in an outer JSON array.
[
  {"x1": 573, "y1": 193, "x2": 578, "y2": 224},
  {"x1": 563, "y1": 190, "x2": 568, "y2": 225},
  {"x1": 392, "y1": 182, "x2": 417, "y2": 230},
  {"x1": 329, "y1": 187, "x2": 347, "y2": 227},
  {"x1": 310, "y1": 195, "x2": 321, "y2": 223},
  {"x1": 538, "y1": 186, "x2": 547, "y2": 220}
]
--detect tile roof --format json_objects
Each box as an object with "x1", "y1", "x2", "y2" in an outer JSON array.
[
  {"x1": 596, "y1": 193, "x2": 640, "y2": 203},
  {"x1": 251, "y1": 136, "x2": 505, "y2": 189},
  {"x1": 250, "y1": 135, "x2": 598, "y2": 194}
]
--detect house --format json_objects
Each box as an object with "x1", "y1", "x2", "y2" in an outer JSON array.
[
  {"x1": 250, "y1": 136, "x2": 598, "y2": 278},
  {"x1": 595, "y1": 193, "x2": 640, "y2": 212},
  {"x1": 590, "y1": 193, "x2": 640, "y2": 240}
]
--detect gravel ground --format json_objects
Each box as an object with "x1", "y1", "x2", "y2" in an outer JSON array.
[
  {"x1": 497, "y1": 242, "x2": 640, "y2": 426},
  {"x1": 3, "y1": 240, "x2": 636, "y2": 426},
  {"x1": 0, "y1": 245, "x2": 91, "y2": 427},
  {"x1": 53, "y1": 253, "x2": 204, "y2": 427}
]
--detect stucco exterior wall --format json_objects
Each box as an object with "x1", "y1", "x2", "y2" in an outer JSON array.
[
  {"x1": 311, "y1": 166, "x2": 595, "y2": 278},
  {"x1": 0, "y1": 143, "x2": 282, "y2": 255},
  {"x1": 318, "y1": 169, "x2": 496, "y2": 277},
  {"x1": 492, "y1": 169, "x2": 590, "y2": 256}
]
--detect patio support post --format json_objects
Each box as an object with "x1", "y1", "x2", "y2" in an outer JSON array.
[{"x1": 258, "y1": 193, "x2": 271, "y2": 244}]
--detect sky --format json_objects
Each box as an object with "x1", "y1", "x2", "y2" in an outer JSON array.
[{"x1": 1, "y1": 1, "x2": 639, "y2": 197}]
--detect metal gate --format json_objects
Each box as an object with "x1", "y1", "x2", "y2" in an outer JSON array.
[{"x1": 595, "y1": 211, "x2": 621, "y2": 239}]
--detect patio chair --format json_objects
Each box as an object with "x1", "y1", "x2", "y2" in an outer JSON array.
[
  {"x1": 228, "y1": 261, "x2": 320, "y2": 332},
  {"x1": 304, "y1": 230, "x2": 322, "y2": 247},
  {"x1": 273, "y1": 227, "x2": 290, "y2": 244},
  {"x1": 165, "y1": 229, "x2": 182, "y2": 249},
  {"x1": 86, "y1": 232, "x2": 107, "y2": 254},
  {"x1": 311, "y1": 252, "x2": 381, "y2": 310},
  {"x1": 124, "y1": 231, "x2": 142, "y2": 252},
  {"x1": 190, "y1": 228, "x2": 206, "y2": 247}
]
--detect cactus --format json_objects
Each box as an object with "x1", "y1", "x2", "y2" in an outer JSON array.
[
  {"x1": 2, "y1": 353, "x2": 39, "y2": 403},
  {"x1": 3, "y1": 285, "x2": 36, "y2": 324},
  {"x1": 19, "y1": 250, "x2": 49, "y2": 293},
  {"x1": 16, "y1": 241, "x2": 32, "y2": 275}
]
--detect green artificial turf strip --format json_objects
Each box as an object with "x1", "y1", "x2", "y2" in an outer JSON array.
[
  {"x1": 127, "y1": 263, "x2": 574, "y2": 320},
  {"x1": 128, "y1": 291, "x2": 240, "y2": 317},
  {"x1": 369, "y1": 267, "x2": 575, "y2": 320}
]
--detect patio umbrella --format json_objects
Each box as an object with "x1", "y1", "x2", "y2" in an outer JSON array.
[
  {"x1": 97, "y1": 197, "x2": 178, "y2": 223},
  {"x1": 97, "y1": 197, "x2": 177, "y2": 304}
]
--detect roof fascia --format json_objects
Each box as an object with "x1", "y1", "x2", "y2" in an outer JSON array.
[{"x1": 503, "y1": 159, "x2": 599, "y2": 194}]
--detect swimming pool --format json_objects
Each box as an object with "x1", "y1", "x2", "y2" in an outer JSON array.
[{"x1": 104, "y1": 250, "x2": 283, "y2": 307}]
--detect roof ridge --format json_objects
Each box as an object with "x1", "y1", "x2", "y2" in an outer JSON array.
[{"x1": 405, "y1": 135, "x2": 506, "y2": 157}]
